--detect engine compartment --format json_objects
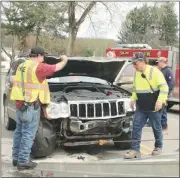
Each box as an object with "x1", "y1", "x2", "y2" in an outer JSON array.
[
  {"x1": 43, "y1": 82, "x2": 133, "y2": 137},
  {"x1": 42, "y1": 76, "x2": 133, "y2": 140},
  {"x1": 49, "y1": 83, "x2": 130, "y2": 101}
]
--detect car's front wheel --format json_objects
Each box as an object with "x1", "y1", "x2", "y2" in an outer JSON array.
[
  {"x1": 31, "y1": 121, "x2": 57, "y2": 158},
  {"x1": 113, "y1": 132, "x2": 132, "y2": 150},
  {"x1": 4, "y1": 98, "x2": 16, "y2": 130}
]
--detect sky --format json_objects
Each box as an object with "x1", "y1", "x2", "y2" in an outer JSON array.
[
  {"x1": 77, "y1": 2, "x2": 179, "y2": 40},
  {"x1": 1, "y1": 1, "x2": 179, "y2": 41}
]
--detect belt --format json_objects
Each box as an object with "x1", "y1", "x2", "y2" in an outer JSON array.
[{"x1": 25, "y1": 100, "x2": 40, "y2": 108}]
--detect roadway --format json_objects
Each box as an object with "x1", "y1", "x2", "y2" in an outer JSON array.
[{"x1": 1, "y1": 74, "x2": 179, "y2": 177}]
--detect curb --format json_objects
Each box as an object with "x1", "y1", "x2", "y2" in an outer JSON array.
[
  {"x1": 34, "y1": 152, "x2": 179, "y2": 177},
  {"x1": 2, "y1": 155, "x2": 179, "y2": 177}
]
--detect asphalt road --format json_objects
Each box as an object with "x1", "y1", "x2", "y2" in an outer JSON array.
[
  {"x1": 1, "y1": 103, "x2": 179, "y2": 159},
  {"x1": 1, "y1": 74, "x2": 179, "y2": 176},
  {"x1": 1, "y1": 75, "x2": 179, "y2": 157}
]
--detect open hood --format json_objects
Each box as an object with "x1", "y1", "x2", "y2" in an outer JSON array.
[{"x1": 44, "y1": 56, "x2": 126, "y2": 83}]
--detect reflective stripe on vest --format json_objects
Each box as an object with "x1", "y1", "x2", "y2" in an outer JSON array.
[
  {"x1": 158, "y1": 83, "x2": 167, "y2": 87},
  {"x1": 135, "y1": 88, "x2": 159, "y2": 93},
  {"x1": 12, "y1": 81, "x2": 49, "y2": 90},
  {"x1": 149, "y1": 66, "x2": 153, "y2": 80},
  {"x1": 25, "y1": 62, "x2": 38, "y2": 101},
  {"x1": 160, "y1": 91, "x2": 169, "y2": 94}
]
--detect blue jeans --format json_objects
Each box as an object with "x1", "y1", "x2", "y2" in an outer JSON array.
[
  {"x1": 12, "y1": 105, "x2": 40, "y2": 163},
  {"x1": 147, "y1": 108, "x2": 167, "y2": 127},
  {"x1": 131, "y1": 111, "x2": 163, "y2": 151},
  {"x1": 161, "y1": 107, "x2": 167, "y2": 127}
]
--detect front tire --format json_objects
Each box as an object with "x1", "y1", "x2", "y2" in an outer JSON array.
[
  {"x1": 4, "y1": 98, "x2": 16, "y2": 130},
  {"x1": 113, "y1": 132, "x2": 132, "y2": 150},
  {"x1": 31, "y1": 121, "x2": 57, "y2": 158}
]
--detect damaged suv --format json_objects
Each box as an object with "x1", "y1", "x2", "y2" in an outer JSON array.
[{"x1": 3, "y1": 56, "x2": 134, "y2": 158}]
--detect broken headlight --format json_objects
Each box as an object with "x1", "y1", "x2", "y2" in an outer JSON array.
[
  {"x1": 45, "y1": 102, "x2": 70, "y2": 119},
  {"x1": 124, "y1": 98, "x2": 136, "y2": 113}
]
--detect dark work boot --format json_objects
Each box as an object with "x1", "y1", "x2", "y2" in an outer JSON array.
[
  {"x1": 17, "y1": 161, "x2": 37, "y2": 171},
  {"x1": 12, "y1": 160, "x2": 18, "y2": 167},
  {"x1": 13, "y1": 157, "x2": 33, "y2": 167}
]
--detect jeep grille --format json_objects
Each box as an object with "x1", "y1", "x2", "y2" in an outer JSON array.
[{"x1": 69, "y1": 99, "x2": 125, "y2": 119}]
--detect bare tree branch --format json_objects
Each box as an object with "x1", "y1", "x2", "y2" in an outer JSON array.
[
  {"x1": 88, "y1": 14, "x2": 97, "y2": 36},
  {"x1": 100, "y1": 2, "x2": 113, "y2": 24},
  {"x1": 76, "y1": 2, "x2": 96, "y2": 28},
  {"x1": 76, "y1": 3, "x2": 97, "y2": 35},
  {"x1": 1, "y1": 46, "x2": 12, "y2": 60}
]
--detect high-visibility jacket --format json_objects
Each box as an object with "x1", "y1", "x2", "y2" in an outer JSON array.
[
  {"x1": 10, "y1": 60, "x2": 50, "y2": 104},
  {"x1": 131, "y1": 65, "x2": 169, "y2": 111}
]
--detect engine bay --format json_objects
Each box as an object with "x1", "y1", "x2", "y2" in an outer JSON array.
[{"x1": 49, "y1": 83, "x2": 131, "y2": 102}]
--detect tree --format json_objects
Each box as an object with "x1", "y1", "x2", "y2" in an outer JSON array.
[
  {"x1": 1, "y1": 1, "x2": 97, "y2": 57},
  {"x1": 1, "y1": 2, "x2": 36, "y2": 62},
  {"x1": 2, "y1": 1, "x2": 128, "y2": 57},
  {"x1": 42, "y1": 2, "x2": 68, "y2": 39},
  {"x1": 1, "y1": 2, "x2": 43, "y2": 61},
  {"x1": 117, "y1": 2, "x2": 178, "y2": 46},
  {"x1": 2, "y1": 2, "x2": 40, "y2": 52},
  {"x1": 1, "y1": 1, "x2": 67, "y2": 61},
  {"x1": 158, "y1": 2, "x2": 178, "y2": 45},
  {"x1": 118, "y1": 4, "x2": 158, "y2": 44},
  {"x1": 66, "y1": 2, "x2": 96, "y2": 56},
  {"x1": 65, "y1": 1, "x2": 127, "y2": 56}
]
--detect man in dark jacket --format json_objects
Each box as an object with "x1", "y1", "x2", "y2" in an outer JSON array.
[{"x1": 157, "y1": 57, "x2": 175, "y2": 132}]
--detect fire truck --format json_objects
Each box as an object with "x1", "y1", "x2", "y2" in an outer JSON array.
[{"x1": 106, "y1": 44, "x2": 179, "y2": 109}]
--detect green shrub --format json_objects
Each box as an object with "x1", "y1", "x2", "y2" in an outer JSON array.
[{"x1": 84, "y1": 48, "x2": 93, "y2": 57}]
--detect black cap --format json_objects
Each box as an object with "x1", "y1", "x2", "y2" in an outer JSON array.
[
  {"x1": 29, "y1": 47, "x2": 45, "y2": 57},
  {"x1": 131, "y1": 52, "x2": 146, "y2": 63}
]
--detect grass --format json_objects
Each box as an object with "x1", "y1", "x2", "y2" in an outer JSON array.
[{"x1": 3, "y1": 34, "x2": 117, "y2": 56}]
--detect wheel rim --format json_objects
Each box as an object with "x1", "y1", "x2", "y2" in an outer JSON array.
[{"x1": 4, "y1": 102, "x2": 9, "y2": 128}]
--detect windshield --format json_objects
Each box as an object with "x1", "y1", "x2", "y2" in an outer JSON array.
[
  {"x1": 47, "y1": 76, "x2": 109, "y2": 85},
  {"x1": 119, "y1": 63, "x2": 135, "y2": 82}
]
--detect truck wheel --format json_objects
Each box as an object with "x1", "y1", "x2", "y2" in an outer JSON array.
[
  {"x1": 113, "y1": 132, "x2": 132, "y2": 150},
  {"x1": 4, "y1": 98, "x2": 16, "y2": 130},
  {"x1": 31, "y1": 122, "x2": 57, "y2": 158}
]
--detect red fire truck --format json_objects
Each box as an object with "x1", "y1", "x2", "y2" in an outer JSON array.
[{"x1": 106, "y1": 45, "x2": 179, "y2": 109}]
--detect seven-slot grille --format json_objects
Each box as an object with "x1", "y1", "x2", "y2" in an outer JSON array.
[{"x1": 69, "y1": 100, "x2": 125, "y2": 119}]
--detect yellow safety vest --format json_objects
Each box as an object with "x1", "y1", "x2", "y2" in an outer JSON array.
[
  {"x1": 131, "y1": 65, "x2": 169, "y2": 111},
  {"x1": 10, "y1": 60, "x2": 50, "y2": 104}
]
